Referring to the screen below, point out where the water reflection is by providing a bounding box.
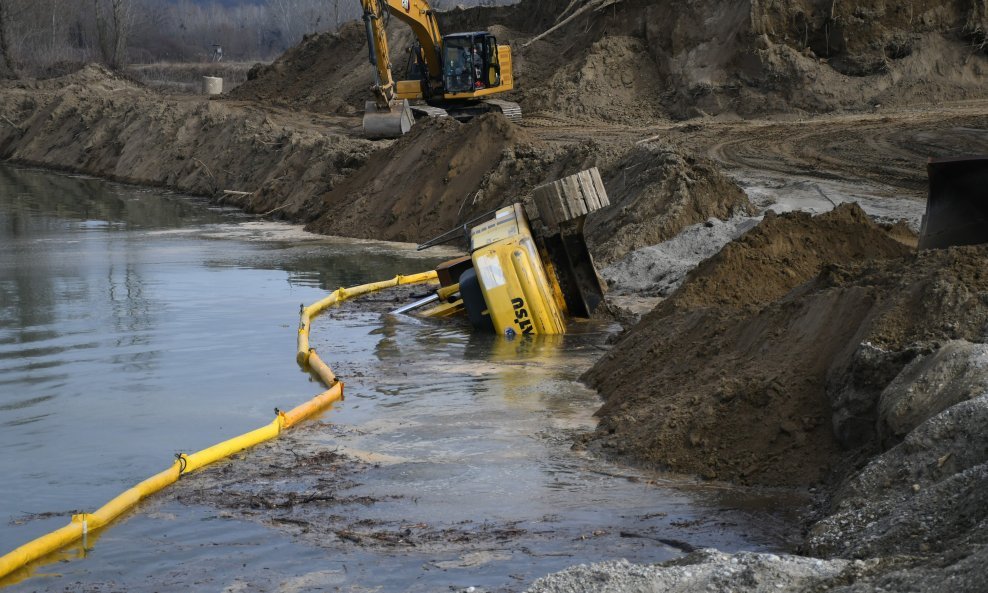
[0,165,227,230]
[0,163,795,592]
[0,163,444,565]
[0,165,302,551]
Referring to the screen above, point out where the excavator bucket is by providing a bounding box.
[919,156,988,250]
[362,99,415,139]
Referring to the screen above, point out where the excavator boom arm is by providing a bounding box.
[361,0,443,102]
[361,0,397,107]
[382,0,443,80]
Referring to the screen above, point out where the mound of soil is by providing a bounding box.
[228,22,414,116]
[646,0,988,117]
[582,204,923,487]
[236,0,988,122]
[305,114,571,242]
[520,35,668,123]
[304,113,753,259]
[669,204,912,311]
[587,142,753,264]
[0,65,374,221]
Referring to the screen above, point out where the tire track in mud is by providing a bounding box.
[522,103,988,203]
[699,107,988,196]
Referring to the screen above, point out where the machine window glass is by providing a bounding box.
[405,44,425,81]
[470,38,486,89]
[443,37,474,93]
[485,36,500,87]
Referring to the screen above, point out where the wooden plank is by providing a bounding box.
[533,167,612,230]
[577,171,599,211]
[590,168,607,207]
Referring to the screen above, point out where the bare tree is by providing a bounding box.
[110,0,132,67]
[93,0,132,68]
[0,0,18,77]
[94,0,110,64]
[0,0,502,75]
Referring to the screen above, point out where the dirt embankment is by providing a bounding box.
[305,113,580,243]
[448,0,988,119]
[229,22,414,117]
[581,203,988,589]
[0,64,750,261]
[667,206,913,312]
[238,0,988,122]
[0,65,374,222]
[586,143,753,264]
[587,203,988,486]
[584,204,916,486]
[646,0,988,118]
[297,110,750,260]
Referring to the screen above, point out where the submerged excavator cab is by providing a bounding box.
[399,169,611,337]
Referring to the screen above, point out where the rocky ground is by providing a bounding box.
[2,0,988,590]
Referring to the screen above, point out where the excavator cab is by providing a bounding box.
[442,33,502,94]
[359,0,518,136]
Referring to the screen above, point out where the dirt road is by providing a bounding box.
[528,100,988,196]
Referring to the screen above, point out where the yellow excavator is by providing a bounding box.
[395,169,612,337]
[360,0,521,137]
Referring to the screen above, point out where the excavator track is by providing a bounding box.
[483,99,523,123]
[410,105,451,119]
[411,100,522,124]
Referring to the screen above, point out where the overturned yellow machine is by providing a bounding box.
[398,168,610,337]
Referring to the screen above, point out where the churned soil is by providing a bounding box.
[667,204,913,312]
[234,0,988,121]
[582,204,920,487]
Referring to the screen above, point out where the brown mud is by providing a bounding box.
[581,211,988,589]
[172,427,542,556]
[237,0,988,121]
[584,204,916,486]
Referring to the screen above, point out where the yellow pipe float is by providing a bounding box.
[0,269,438,585]
[297,271,438,366]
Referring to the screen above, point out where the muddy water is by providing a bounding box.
[1,165,794,592]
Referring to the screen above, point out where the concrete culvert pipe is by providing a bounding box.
[202,76,223,95]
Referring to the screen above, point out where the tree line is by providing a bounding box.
[0,0,506,78]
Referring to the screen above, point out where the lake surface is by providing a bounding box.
[0,164,794,592]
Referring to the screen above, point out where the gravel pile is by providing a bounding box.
[601,215,760,297]
[525,551,864,593]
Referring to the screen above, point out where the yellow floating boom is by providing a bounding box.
[0,270,438,586]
